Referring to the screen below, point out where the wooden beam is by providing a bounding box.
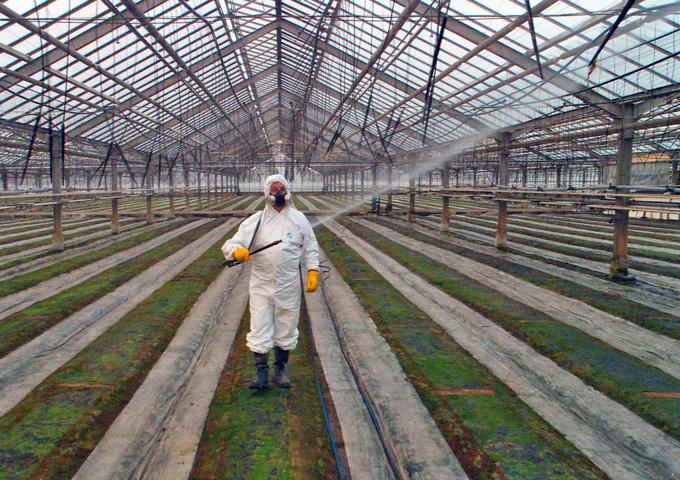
[111,153,120,234]
[145,173,154,225]
[50,129,64,251]
[610,104,635,279]
[407,176,416,223]
[496,135,510,249]
[441,163,451,232]
[386,165,394,214]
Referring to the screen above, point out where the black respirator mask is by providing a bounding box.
[270,192,286,207]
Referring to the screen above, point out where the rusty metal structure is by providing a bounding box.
[0,0,678,277]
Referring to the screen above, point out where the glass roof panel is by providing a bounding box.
[0,0,677,171]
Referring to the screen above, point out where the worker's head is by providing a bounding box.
[263,174,291,207]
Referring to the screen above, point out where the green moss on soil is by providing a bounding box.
[372,217,680,339]
[508,216,680,243]
[429,216,680,280]
[0,220,221,358]
[0,218,139,258]
[0,225,237,479]
[339,219,680,441]
[0,220,189,298]
[316,225,606,480]
[451,215,680,264]
[190,310,338,479]
[0,219,102,246]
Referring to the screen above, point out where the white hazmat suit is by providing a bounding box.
[222,175,319,354]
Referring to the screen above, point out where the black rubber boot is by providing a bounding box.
[248,352,269,390]
[273,346,291,388]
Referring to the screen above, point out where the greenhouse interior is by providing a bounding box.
[0,0,679,478]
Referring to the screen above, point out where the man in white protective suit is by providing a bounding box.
[221,174,319,390]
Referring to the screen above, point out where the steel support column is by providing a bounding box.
[568,167,574,187]
[351,171,356,199]
[371,165,378,214]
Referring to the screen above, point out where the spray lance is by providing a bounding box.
[222,205,280,268]
[222,240,282,267]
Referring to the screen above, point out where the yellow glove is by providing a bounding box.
[305,270,319,293]
[232,247,251,263]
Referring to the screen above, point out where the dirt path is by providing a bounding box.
[505,215,680,244]
[453,213,680,255]
[390,195,680,247]
[441,215,680,269]
[374,216,680,318]
[557,213,680,235]
[244,195,264,211]
[140,272,249,480]
[221,195,253,211]
[0,218,54,230]
[324,219,680,480]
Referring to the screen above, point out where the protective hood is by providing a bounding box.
[263,174,291,201]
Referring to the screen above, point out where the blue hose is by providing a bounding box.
[312,346,345,480]
[302,264,344,480]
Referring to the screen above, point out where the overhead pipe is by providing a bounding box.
[431,184,680,195]
[491,184,680,194]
